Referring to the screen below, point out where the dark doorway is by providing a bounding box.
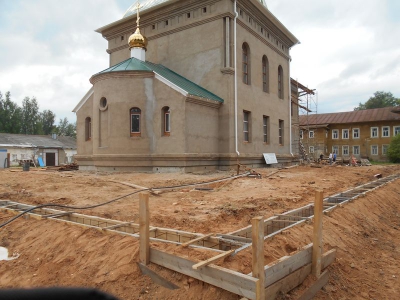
[46,153,56,166]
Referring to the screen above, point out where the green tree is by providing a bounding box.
[354,91,400,111]
[55,117,76,138]
[387,134,400,163]
[40,110,56,135]
[21,97,40,134]
[0,91,22,133]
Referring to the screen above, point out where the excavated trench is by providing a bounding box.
[1,173,399,254]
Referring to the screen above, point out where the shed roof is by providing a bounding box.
[0,133,76,149]
[299,107,400,126]
[92,57,224,103]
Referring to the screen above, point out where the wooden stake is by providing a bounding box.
[252,216,265,300]
[139,192,150,265]
[312,190,323,277]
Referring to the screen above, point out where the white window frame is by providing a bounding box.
[342,145,349,156]
[353,145,360,155]
[309,146,314,153]
[370,127,378,138]
[243,111,250,142]
[382,144,389,156]
[352,128,360,139]
[332,145,339,154]
[309,130,314,138]
[382,126,390,138]
[342,129,349,139]
[332,129,339,139]
[394,126,400,136]
[371,145,378,155]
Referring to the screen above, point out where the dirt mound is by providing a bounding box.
[0,165,399,299]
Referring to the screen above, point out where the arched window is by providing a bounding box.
[85,117,91,141]
[130,107,141,137]
[162,106,170,136]
[242,43,250,85]
[262,55,269,92]
[278,65,284,99]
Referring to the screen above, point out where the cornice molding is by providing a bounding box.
[186,96,222,109]
[237,19,290,61]
[90,71,154,84]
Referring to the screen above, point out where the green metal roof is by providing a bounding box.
[95,58,224,103]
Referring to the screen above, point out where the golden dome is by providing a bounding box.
[128,28,148,50]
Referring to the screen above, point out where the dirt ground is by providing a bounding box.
[0,164,399,299]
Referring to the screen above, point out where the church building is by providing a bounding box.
[73,0,300,172]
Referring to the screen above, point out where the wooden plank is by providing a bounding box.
[312,191,324,277]
[247,244,312,285]
[264,249,336,298]
[252,216,265,300]
[150,248,258,299]
[192,250,234,270]
[102,221,133,230]
[181,233,213,247]
[297,270,329,300]
[276,214,309,220]
[139,193,150,265]
[272,220,297,223]
[265,263,311,299]
[217,234,252,244]
[42,211,72,219]
[137,263,179,290]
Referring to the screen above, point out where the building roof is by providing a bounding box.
[0,133,76,149]
[299,107,400,126]
[93,57,224,103]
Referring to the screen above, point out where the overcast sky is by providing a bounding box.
[1,0,399,123]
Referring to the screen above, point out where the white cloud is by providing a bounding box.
[0,0,125,123]
[1,0,399,122]
[268,0,400,113]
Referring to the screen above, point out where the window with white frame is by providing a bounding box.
[382,144,389,155]
[342,129,349,139]
[382,126,390,137]
[332,129,339,139]
[371,127,378,138]
[371,145,378,155]
[309,146,314,153]
[309,130,314,138]
[300,130,303,139]
[12,154,17,162]
[332,145,339,154]
[243,111,250,142]
[353,145,360,155]
[263,115,269,143]
[394,126,400,136]
[342,145,349,156]
[352,128,360,139]
[279,119,284,145]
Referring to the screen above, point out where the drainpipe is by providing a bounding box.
[234,0,239,156]
[289,60,293,156]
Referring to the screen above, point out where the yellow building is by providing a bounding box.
[299,107,400,162]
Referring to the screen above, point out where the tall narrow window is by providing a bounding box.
[278,66,284,99]
[262,55,269,92]
[242,43,250,85]
[263,115,269,143]
[162,106,170,136]
[279,119,284,145]
[130,107,141,137]
[85,117,91,141]
[243,111,250,142]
